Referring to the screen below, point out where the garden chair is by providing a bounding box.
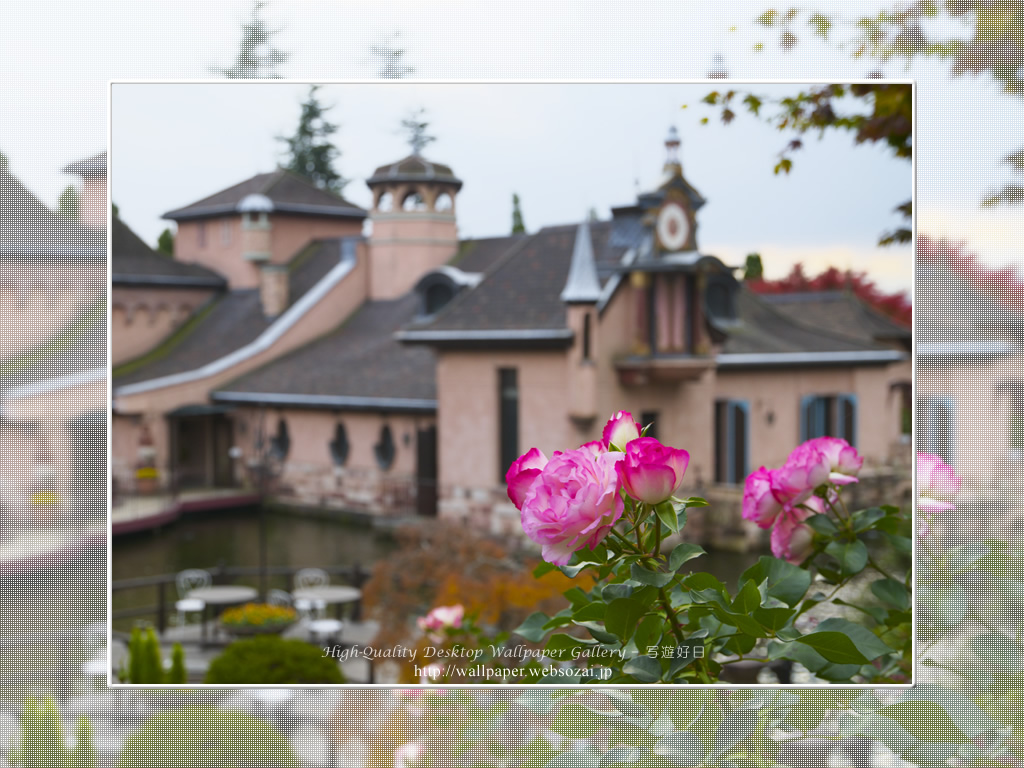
[293,568,329,619]
[175,569,210,627]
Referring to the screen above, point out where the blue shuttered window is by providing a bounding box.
[715,399,749,484]
[800,394,857,445]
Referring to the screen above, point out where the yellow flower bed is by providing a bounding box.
[135,467,159,479]
[220,603,297,628]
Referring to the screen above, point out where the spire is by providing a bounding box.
[664,126,682,176]
[561,220,602,304]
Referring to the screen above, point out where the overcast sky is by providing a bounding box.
[3,1,1022,295]
[111,81,912,291]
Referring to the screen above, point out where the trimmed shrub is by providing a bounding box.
[117,706,298,768]
[204,636,345,684]
[7,698,96,768]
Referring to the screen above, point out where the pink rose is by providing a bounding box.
[520,447,624,565]
[617,437,690,505]
[395,741,426,768]
[602,410,641,450]
[770,506,815,564]
[917,452,959,514]
[771,445,831,509]
[801,436,863,485]
[742,466,782,529]
[417,604,464,643]
[505,447,548,509]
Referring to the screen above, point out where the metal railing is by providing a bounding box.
[111,563,369,636]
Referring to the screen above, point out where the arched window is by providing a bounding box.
[374,424,396,470]
[269,418,290,460]
[329,423,349,467]
[435,192,453,212]
[377,191,394,212]
[402,191,427,212]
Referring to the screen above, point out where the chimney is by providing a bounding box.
[260,263,289,318]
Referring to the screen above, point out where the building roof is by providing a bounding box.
[1,297,107,393]
[403,222,627,342]
[163,169,367,222]
[366,154,463,190]
[212,292,436,411]
[560,221,602,303]
[112,290,273,387]
[760,291,911,347]
[720,288,896,356]
[0,165,104,258]
[63,152,107,177]
[112,216,225,287]
[916,257,1023,344]
[112,238,357,388]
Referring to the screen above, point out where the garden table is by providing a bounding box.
[292,586,362,620]
[187,585,258,644]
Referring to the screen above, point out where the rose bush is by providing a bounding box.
[501,412,912,684]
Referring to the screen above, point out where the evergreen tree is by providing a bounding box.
[58,185,79,221]
[278,86,347,194]
[743,253,763,281]
[168,643,187,684]
[511,193,526,234]
[210,0,288,79]
[71,718,96,768]
[401,108,435,156]
[156,228,174,257]
[111,202,119,218]
[371,31,414,79]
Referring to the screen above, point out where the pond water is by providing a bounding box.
[109,506,764,633]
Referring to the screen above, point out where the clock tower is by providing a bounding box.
[653,126,704,253]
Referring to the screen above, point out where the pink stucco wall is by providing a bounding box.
[111,285,218,366]
[174,214,362,289]
[113,242,371,476]
[0,259,105,358]
[368,213,458,299]
[81,176,107,230]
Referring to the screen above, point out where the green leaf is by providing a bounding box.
[559,562,591,578]
[741,557,811,607]
[514,612,551,643]
[599,745,640,767]
[799,618,894,663]
[573,602,606,622]
[757,8,777,26]
[605,598,646,643]
[752,606,794,632]
[604,691,650,723]
[680,496,709,508]
[669,543,706,572]
[533,561,557,578]
[622,655,662,683]
[715,709,758,757]
[826,538,868,576]
[553,703,611,739]
[633,614,664,652]
[653,731,705,766]
[850,506,886,533]
[655,501,680,533]
[805,513,838,536]
[630,563,673,588]
[871,578,909,611]
[516,690,560,715]
[574,620,619,645]
[543,748,599,768]
[731,579,761,614]
[602,583,634,601]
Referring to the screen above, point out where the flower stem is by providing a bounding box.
[608,528,642,554]
[659,586,686,646]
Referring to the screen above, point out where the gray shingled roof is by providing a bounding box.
[112,216,226,287]
[113,290,272,387]
[367,154,462,189]
[164,169,366,221]
[213,293,436,409]
[112,238,358,387]
[0,166,104,258]
[63,152,106,177]
[916,259,1023,344]
[1,297,107,390]
[760,291,911,347]
[721,288,893,355]
[414,223,626,335]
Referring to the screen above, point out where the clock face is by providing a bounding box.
[657,203,690,251]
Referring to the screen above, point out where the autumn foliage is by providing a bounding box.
[748,262,912,327]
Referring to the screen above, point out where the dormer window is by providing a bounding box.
[413,266,481,319]
[705,273,738,323]
[425,282,455,315]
